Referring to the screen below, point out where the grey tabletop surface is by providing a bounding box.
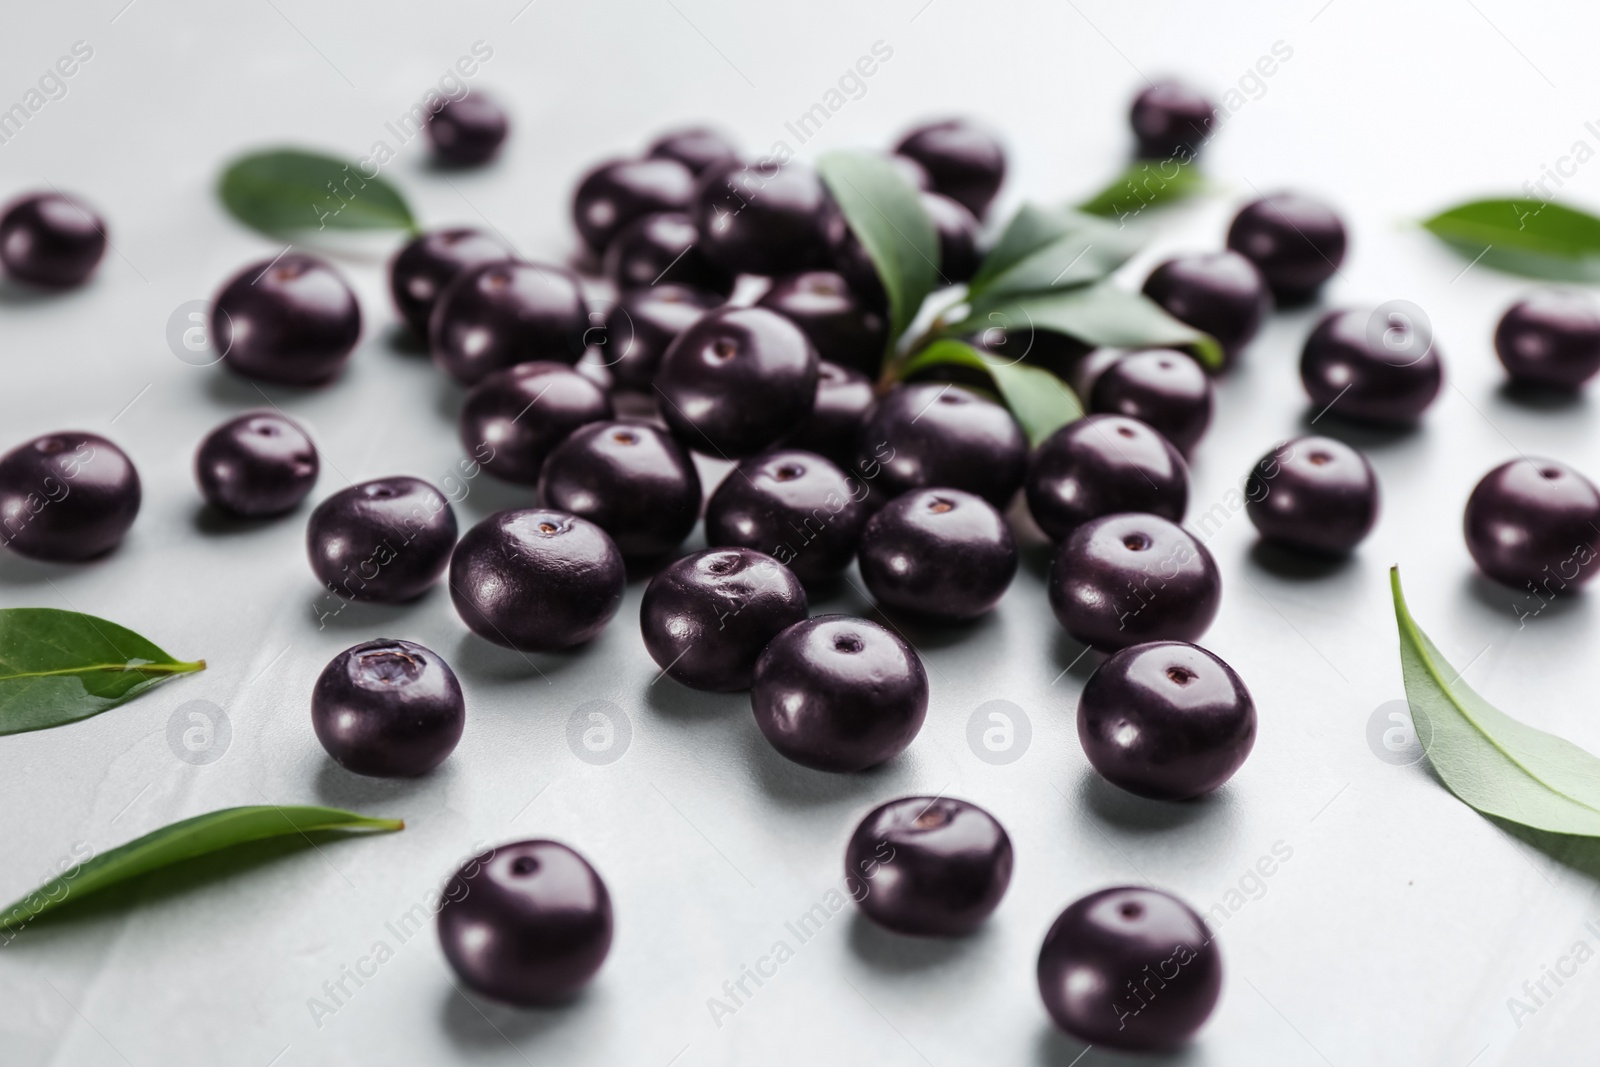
[4,0,1600,1064]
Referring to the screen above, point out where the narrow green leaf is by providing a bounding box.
[967,204,1143,303]
[1391,567,1600,837]
[0,805,404,932]
[1422,198,1600,281]
[219,149,418,237]
[899,338,1083,446]
[817,150,941,349]
[0,608,204,736]
[1076,159,1205,221]
[947,283,1224,372]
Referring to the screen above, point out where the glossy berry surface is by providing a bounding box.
[389,228,513,337]
[1026,415,1189,542]
[1078,641,1256,800]
[603,284,721,390]
[539,421,701,560]
[1038,886,1221,1050]
[705,449,869,584]
[646,126,740,176]
[572,157,696,254]
[602,212,734,296]
[640,548,807,691]
[459,362,614,486]
[920,192,981,283]
[0,192,106,287]
[691,159,829,276]
[1049,513,1220,652]
[752,616,927,772]
[438,839,613,1005]
[895,119,1006,218]
[1141,252,1269,360]
[1130,80,1217,160]
[195,411,319,518]
[1226,193,1347,306]
[426,94,508,166]
[1463,458,1600,591]
[307,478,457,603]
[655,306,819,457]
[858,488,1017,621]
[1089,350,1214,454]
[0,432,139,561]
[213,254,361,386]
[451,509,625,651]
[1494,292,1600,389]
[1245,435,1379,554]
[429,260,588,386]
[846,796,1012,936]
[857,383,1027,508]
[756,270,887,378]
[1299,308,1442,425]
[783,361,874,469]
[311,639,465,778]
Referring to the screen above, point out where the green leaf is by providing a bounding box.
[1391,567,1600,837]
[0,608,205,736]
[899,338,1083,446]
[947,283,1224,372]
[219,149,418,237]
[1076,159,1205,221]
[967,204,1143,303]
[0,805,404,932]
[1422,198,1600,281]
[817,150,940,349]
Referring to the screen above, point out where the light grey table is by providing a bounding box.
[3,1,1600,1063]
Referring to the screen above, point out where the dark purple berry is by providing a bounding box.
[858,488,1017,621]
[920,191,980,283]
[1226,193,1347,306]
[1464,458,1600,592]
[459,362,614,486]
[195,411,319,518]
[1130,80,1217,160]
[887,152,932,191]
[213,254,361,386]
[783,361,874,468]
[311,639,465,778]
[1142,252,1268,360]
[307,478,456,603]
[640,547,807,691]
[0,432,139,561]
[846,796,1011,935]
[426,94,508,166]
[1299,307,1442,425]
[756,270,887,377]
[539,421,701,560]
[451,508,625,651]
[1078,641,1256,800]
[572,157,696,255]
[438,839,612,1005]
[1049,513,1220,652]
[646,126,739,176]
[655,306,819,457]
[895,119,1006,219]
[428,260,588,386]
[751,616,926,771]
[705,449,869,583]
[1494,292,1600,389]
[824,206,887,312]
[602,212,734,296]
[1026,415,1188,542]
[1245,435,1378,554]
[1089,350,1213,454]
[856,383,1026,508]
[691,158,829,276]
[602,284,721,390]
[389,228,514,337]
[1038,886,1221,1050]
[0,192,106,287]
